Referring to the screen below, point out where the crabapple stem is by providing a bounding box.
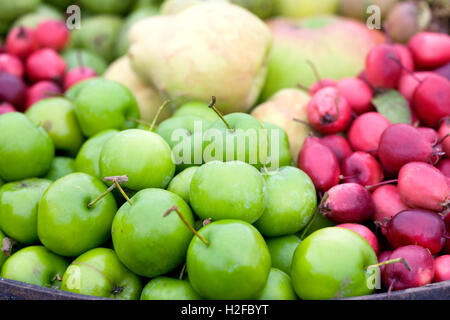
[296,83,310,91]
[436,133,450,146]
[164,206,209,246]
[365,179,398,190]
[388,54,421,83]
[88,175,132,207]
[292,118,317,133]
[300,193,329,240]
[208,96,232,131]
[366,257,412,271]
[149,100,170,132]
[306,59,323,88]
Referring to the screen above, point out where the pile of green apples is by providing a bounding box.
[0,74,384,300]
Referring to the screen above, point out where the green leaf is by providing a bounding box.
[372,90,412,124]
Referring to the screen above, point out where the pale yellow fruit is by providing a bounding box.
[128,2,272,114]
[251,89,311,164]
[103,56,171,123]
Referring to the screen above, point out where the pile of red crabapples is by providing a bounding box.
[0,20,97,115]
[297,31,450,293]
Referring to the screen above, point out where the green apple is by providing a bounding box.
[156,116,210,172]
[72,79,140,137]
[300,212,335,239]
[61,248,142,299]
[62,49,108,75]
[99,129,175,190]
[26,97,84,156]
[167,166,199,205]
[75,129,119,178]
[260,16,385,101]
[12,4,64,28]
[255,268,297,300]
[254,166,316,236]
[44,157,76,181]
[265,235,301,275]
[0,0,40,22]
[0,112,54,182]
[263,122,292,169]
[0,246,68,288]
[0,178,51,244]
[273,0,339,18]
[190,161,265,223]
[205,112,269,168]
[78,0,134,14]
[291,227,378,299]
[112,188,194,277]
[172,101,219,123]
[69,15,123,63]
[37,173,117,257]
[128,2,272,114]
[187,219,271,299]
[140,277,202,300]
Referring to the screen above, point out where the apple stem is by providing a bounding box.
[366,257,412,271]
[300,193,329,240]
[1,237,14,257]
[128,117,152,127]
[292,118,317,133]
[261,165,270,175]
[88,175,132,208]
[163,206,209,246]
[388,54,422,84]
[296,83,310,92]
[149,100,170,132]
[306,59,323,88]
[365,179,398,190]
[208,96,232,131]
[179,263,187,280]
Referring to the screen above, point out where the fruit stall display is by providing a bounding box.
[0,0,449,301]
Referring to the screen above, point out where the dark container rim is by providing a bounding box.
[0,277,449,300]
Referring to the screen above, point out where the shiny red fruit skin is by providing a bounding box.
[321,183,374,224]
[412,74,450,128]
[5,27,38,59]
[437,159,450,178]
[398,162,450,212]
[309,78,337,95]
[398,72,432,102]
[0,54,24,77]
[434,255,450,282]
[306,87,352,134]
[26,81,62,109]
[372,185,409,225]
[393,44,415,74]
[319,134,352,164]
[26,48,66,82]
[438,117,450,156]
[35,20,70,51]
[382,245,434,291]
[408,32,450,69]
[341,151,384,187]
[378,123,434,172]
[336,77,374,115]
[365,44,402,89]
[337,223,379,255]
[297,136,340,192]
[348,112,390,155]
[385,209,446,255]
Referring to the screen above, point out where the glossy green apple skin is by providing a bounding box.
[167,166,199,205]
[254,166,316,236]
[37,173,117,257]
[156,116,210,172]
[190,161,266,223]
[140,277,202,300]
[0,112,54,182]
[65,77,104,100]
[256,268,298,300]
[61,248,142,300]
[73,79,140,137]
[75,129,119,178]
[263,122,292,168]
[100,129,175,190]
[26,97,84,156]
[300,212,335,239]
[187,220,271,300]
[0,246,68,288]
[172,101,219,123]
[205,113,269,169]
[266,235,301,275]
[44,157,76,181]
[0,178,52,244]
[291,227,378,300]
[112,188,194,278]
